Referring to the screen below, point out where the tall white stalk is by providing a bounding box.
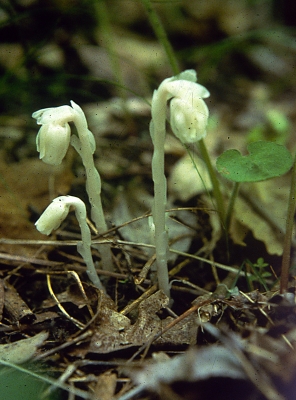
[69,102,107,234]
[150,88,170,297]
[150,70,210,298]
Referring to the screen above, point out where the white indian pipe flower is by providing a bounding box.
[167,80,210,143]
[35,196,71,235]
[35,196,104,290]
[32,105,75,125]
[36,123,71,165]
[32,102,113,272]
[32,105,75,166]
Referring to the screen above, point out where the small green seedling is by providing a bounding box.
[231,258,273,292]
[216,141,293,231]
[216,141,293,183]
[245,258,273,292]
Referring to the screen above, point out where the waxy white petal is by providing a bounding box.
[35,197,71,235]
[32,105,75,125]
[36,123,71,165]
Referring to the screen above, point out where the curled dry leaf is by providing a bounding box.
[130,345,247,385]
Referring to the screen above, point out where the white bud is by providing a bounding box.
[35,197,71,235]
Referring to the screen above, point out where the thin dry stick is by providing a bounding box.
[46,274,85,329]
[34,331,93,362]
[68,271,94,318]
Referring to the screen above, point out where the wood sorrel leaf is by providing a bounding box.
[216,141,293,182]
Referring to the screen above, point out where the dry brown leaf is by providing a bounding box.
[0,157,73,255]
[230,179,289,255]
[127,345,248,399]
[93,371,117,400]
[89,291,198,354]
[4,281,36,324]
[112,185,197,262]
[0,331,48,364]
[168,154,212,202]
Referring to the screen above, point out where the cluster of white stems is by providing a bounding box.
[32,70,209,297]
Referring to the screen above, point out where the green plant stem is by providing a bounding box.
[0,359,89,399]
[140,0,180,75]
[225,182,240,231]
[198,138,226,226]
[280,154,296,293]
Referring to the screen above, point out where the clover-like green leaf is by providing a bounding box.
[216,141,293,182]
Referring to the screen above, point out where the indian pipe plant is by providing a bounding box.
[32,72,294,297]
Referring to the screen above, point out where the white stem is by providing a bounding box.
[150,87,170,298]
[71,102,114,272]
[150,71,210,298]
[72,199,105,291]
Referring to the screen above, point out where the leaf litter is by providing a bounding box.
[0,106,295,400]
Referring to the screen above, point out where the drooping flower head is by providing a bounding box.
[32,102,96,165]
[152,70,210,143]
[35,196,71,235]
[32,105,75,165]
[155,69,210,144]
[35,195,104,290]
[167,79,210,143]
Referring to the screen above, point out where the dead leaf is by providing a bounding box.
[89,291,198,354]
[93,371,117,400]
[230,179,289,255]
[0,156,73,255]
[168,154,212,202]
[113,186,197,263]
[4,281,36,324]
[0,331,48,364]
[128,345,247,391]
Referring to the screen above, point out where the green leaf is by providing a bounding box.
[216,141,293,182]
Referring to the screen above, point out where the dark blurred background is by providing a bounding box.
[0,0,295,115]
